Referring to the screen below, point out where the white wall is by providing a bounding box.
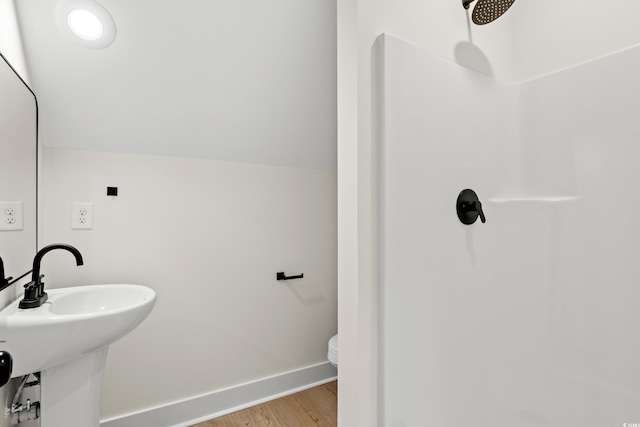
[512,0,640,81]
[40,148,337,420]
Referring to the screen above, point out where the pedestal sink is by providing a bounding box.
[0,284,156,427]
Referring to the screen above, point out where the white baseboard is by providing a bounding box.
[100,362,337,427]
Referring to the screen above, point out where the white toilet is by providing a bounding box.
[327,334,338,368]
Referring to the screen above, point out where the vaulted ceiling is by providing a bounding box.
[16,0,337,169]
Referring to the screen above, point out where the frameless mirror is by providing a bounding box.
[0,51,38,299]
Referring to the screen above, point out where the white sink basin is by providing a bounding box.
[0,284,156,377]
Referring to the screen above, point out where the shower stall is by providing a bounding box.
[378,33,640,426]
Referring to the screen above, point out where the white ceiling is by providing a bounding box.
[15,0,337,170]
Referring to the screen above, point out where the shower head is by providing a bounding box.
[462,0,516,25]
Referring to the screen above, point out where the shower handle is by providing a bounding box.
[456,189,486,225]
[467,201,485,223]
[477,201,485,222]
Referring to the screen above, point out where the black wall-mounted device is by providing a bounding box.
[456,189,486,225]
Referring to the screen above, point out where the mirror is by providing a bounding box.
[0,51,38,302]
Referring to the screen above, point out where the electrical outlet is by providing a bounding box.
[71,202,93,230]
[0,202,23,231]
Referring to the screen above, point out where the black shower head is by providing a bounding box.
[462,0,516,25]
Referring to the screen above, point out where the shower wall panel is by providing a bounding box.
[379,34,640,426]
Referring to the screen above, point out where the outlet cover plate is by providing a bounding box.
[72,202,93,230]
[0,201,23,231]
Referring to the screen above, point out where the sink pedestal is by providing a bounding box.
[0,284,156,426]
[40,347,109,427]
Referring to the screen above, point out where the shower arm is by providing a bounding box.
[462,0,475,9]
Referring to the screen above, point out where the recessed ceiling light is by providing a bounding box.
[56,0,116,49]
[67,9,104,40]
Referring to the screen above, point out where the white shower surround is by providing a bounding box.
[379,34,640,425]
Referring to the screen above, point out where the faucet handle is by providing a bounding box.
[473,201,486,223]
[19,277,48,309]
[23,275,43,289]
[23,281,38,301]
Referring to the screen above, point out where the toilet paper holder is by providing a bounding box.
[276,272,304,281]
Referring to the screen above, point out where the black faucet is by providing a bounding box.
[0,257,11,293]
[19,244,84,309]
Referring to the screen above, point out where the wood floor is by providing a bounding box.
[191,381,337,427]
